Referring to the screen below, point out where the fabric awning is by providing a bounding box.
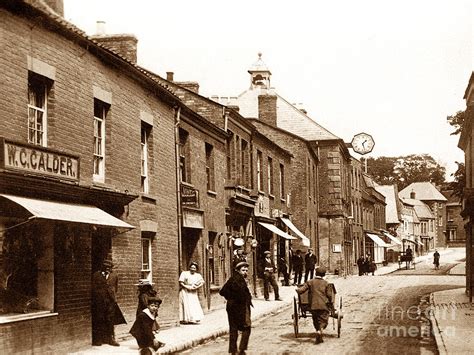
[402,238,423,246]
[0,194,134,229]
[382,231,402,245]
[366,233,390,247]
[280,217,310,246]
[258,222,296,240]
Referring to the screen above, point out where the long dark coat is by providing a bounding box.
[219,272,253,331]
[92,270,126,326]
[130,311,156,349]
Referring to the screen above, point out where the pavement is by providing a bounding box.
[72,249,471,354]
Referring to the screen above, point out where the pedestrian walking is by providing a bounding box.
[363,254,370,275]
[292,249,303,285]
[130,296,165,354]
[296,266,335,344]
[433,250,440,270]
[219,261,253,355]
[304,248,317,281]
[356,255,365,276]
[261,250,281,301]
[91,259,125,347]
[178,261,205,324]
[135,279,160,317]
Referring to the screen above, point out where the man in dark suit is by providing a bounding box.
[220,261,253,355]
[261,250,281,301]
[92,259,124,346]
[296,266,335,344]
[304,248,317,281]
[292,249,304,285]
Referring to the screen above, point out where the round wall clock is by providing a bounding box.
[351,133,375,155]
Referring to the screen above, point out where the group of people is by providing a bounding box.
[91,246,329,354]
[356,255,377,276]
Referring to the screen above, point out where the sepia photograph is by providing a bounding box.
[0,0,472,354]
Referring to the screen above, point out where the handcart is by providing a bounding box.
[292,283,342,338]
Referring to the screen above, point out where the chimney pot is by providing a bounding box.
[410,191,416,199]
[96,21,106,35]
[166,72,174,82]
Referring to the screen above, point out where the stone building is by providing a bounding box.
[222,54,353,274]
[442,189,466,247]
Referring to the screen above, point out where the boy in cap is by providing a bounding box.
[220,261,253,354]
[130,297,165,354]
[261,250,281,301]
[296,266,334,344]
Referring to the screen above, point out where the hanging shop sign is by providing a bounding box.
[181,183,199,208]
[0,138,79,182]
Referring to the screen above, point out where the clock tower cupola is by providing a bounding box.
[248,52,271,90]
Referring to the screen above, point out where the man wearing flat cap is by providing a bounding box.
[261,250,281,301]
[296,266,335,344]
[220,261,253,354]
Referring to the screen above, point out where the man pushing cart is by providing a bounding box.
[295,266,342,344]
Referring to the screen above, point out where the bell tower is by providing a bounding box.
[248,52,271,90]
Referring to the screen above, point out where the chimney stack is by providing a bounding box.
[410,190,416,199]
[43,0,64,16]
[91,21,138,63]
[166,72,174,82]
[258,94,277,127]
[176,82,199,94]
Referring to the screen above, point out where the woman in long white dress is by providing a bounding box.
[179,261,204,324]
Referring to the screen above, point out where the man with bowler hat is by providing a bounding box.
[220,261,253,355]
[261,250,281,301]
[92,259,125,346]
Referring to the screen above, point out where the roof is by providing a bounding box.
[400,198,434,219]
[235,87,340,141]
[248,53,271,74]
[399,182,447,202]
[375,185,400,224]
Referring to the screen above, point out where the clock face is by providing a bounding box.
[351,133,375,155]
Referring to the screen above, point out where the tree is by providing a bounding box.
[447,110,466,136]
[367,154,446,190]
[448,161,465,198]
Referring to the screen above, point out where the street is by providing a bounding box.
[182,249,465,354]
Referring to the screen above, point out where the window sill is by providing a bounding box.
[0,311,58,324]
[268,194,275,199]
[280,198,286,203]
[207,190,217,197]
[140,193,157,203]
[210,285,221,292]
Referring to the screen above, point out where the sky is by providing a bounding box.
[63,0,473,180]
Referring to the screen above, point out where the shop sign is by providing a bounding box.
[1,138,79,182]
[182,208,204,229]
[254,195,270,217]
[181,184,199,208]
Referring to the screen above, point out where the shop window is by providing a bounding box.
[141,236,152,281]
[93,99,108,182]
[28,72,51,147]
[205,142,215,192]
[0,221,54,317]
[141,122,152,193]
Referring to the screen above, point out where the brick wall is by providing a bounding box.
[0,8,179,351]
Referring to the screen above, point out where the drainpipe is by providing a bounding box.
[174,106,182,275]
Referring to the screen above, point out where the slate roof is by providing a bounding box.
[235,87,340,141]
[399,182,447,202]
[374,185,400,224]
[400,198,434,219]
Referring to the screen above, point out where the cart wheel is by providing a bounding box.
[293,297,299,338]
[337,296,342,338]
